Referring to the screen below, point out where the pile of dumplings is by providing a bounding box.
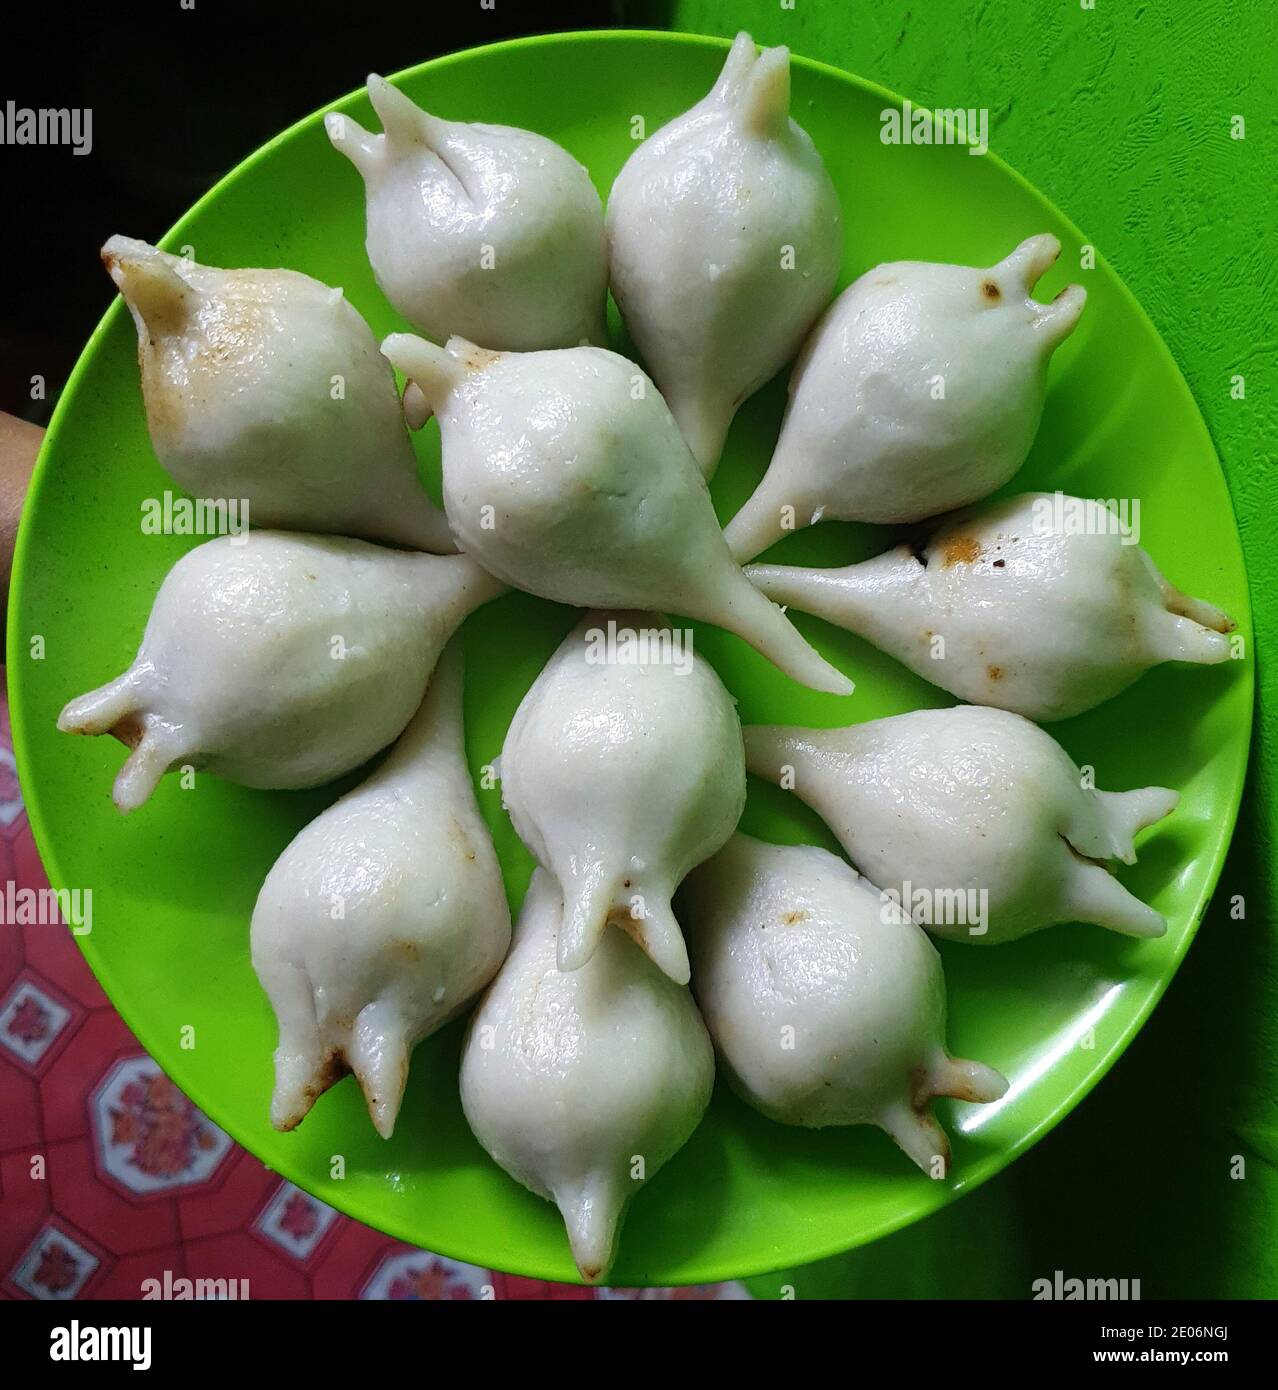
[59,34,1237,1283]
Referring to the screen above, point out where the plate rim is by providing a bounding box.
[5,27,1255,1286]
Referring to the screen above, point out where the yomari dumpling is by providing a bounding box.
[102,236,453,552]
[251,647,511,1139]
[501,611,745,983]
[461,869,714,1283]
[682,834,1007,1174]
[382,332,854,696]
[328,75,607,352]
[748,492,1235,720]
[724,236,1085,559]
[607,32,841,476]
[745,705,1178,944]
[58,532,504,810]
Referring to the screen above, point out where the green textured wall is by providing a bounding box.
[629,0,1278,1298]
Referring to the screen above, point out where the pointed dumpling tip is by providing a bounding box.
[101,232,155,267]
[556,1180,622,1285]
[111,732,178,813]
[58,674,138,737]
[728,578,856,694]
[1151,612,1234,666]
[60,677,184,813]
[402,380,433,430]
[1094,785,1179,864]
[442,335,505,374]
[787,649,854,697]
[712,31,759,102]
[366,73,430,147]
[101,235,192,336]
[1143,565,1235,664]
[622,898,691,986]
[746,559,837,608]
[996,232,1062,291]
[556,875,612,974]
[879,1100,952,1176]
[269,1043,335,1133]
[381,332,466,411]
[723,479,797,561]
[354,1066,404,1141]
[670,393,732,478]
[928,1054,1009,1106]
[740,44,792,137]
[1161,579,1236,636]
[1065,858,1167,939]
[325,109,380,172]
[1035,283,1087,350]
[556,868,692,984]
[349,1004,410,1140]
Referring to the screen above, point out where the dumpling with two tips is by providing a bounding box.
[745,705,1179,944]
[500,611,746,984]
[328,75,607,353]
[461,869,714,1284]
[102,236,454,552]
[251,646,511,1138]
[607,32,842,476]
[682,834,1007,1174]
[724,235,1085,559]
[747,492,1236,720]
[382,332,854,695]
[58,532,505,810]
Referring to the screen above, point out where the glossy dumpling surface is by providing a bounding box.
[328,75,607,351]
[58,532,505,810]
[251,647,511,1137]
[607,32,842,476]
[501,611,746,983]
[102,236,454,552]
[725,236,1084,557]
[748,492,1235,720]
[460,869,714,1283]
[683,834,1006,1174]
[382,332,854,696]
[745,705,1178,943]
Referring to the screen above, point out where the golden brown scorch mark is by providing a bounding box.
[460,343,502,373]
[942,535,982,566]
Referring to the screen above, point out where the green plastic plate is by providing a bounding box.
[6,31,1252,1286]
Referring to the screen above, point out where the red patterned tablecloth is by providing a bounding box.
[0,681,748,1302]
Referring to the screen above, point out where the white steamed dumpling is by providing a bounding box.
[725,235,1086,558]
[328,75,607,352]
[608,32,842,476]
[748,492,1235,720]
[745,706,1178,944]
[460,869,714,1283]
[58,532,505,810]
[382,332,854,695]
[251,646,511,1137]
[102,236,454,552]
[682,834,1007,1174]
[500,611,745,983]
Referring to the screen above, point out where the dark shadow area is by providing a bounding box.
[0,0,624,417]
